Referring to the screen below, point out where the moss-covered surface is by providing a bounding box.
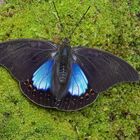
[0,0,140,139]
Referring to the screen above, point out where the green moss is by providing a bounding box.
[0,0,140,139]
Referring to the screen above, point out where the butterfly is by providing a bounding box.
[0,38,139,111]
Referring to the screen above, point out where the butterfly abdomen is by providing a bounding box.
[59,60,68,83]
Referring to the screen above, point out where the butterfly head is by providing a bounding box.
[61,38,70,48]
[58,38,71,59]
[62,38,70,44]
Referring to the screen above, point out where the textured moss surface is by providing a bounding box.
[0,0,140,140]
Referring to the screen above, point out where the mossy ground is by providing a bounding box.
[0,0,140,139]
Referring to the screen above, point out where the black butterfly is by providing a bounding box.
[0,38,139,111]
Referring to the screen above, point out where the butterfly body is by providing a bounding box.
[0,39,139,111]
[51,38,72,100]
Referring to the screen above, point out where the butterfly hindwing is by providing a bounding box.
[0,39,57,81]
[20,61,98,111]
[32,59,54,91]
[72,47,139,93]
[20,78,98,111]
[68,63,88,96]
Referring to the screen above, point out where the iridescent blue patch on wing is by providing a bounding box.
[32,59,54,91]
[68,63,88,96]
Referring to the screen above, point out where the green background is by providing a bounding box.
[0,0,140,139]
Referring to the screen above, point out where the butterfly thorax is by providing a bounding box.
[51,38,72,100]
[58,39,71,83]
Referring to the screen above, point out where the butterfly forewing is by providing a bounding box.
[72,47,139,93]
[0,39,57,81]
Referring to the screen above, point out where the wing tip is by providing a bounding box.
[133,70,140,82]
[138,73,140,81]
[125,72,139,82]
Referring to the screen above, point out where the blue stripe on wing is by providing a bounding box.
[32,59,54,91]
[68,63,88,96]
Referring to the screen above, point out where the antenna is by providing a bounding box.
[52,2,91,40]
[53,1,64,32]
[69,6,91,39]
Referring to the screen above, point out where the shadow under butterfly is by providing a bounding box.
[0,38,139,111]
[0,4,139,111]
